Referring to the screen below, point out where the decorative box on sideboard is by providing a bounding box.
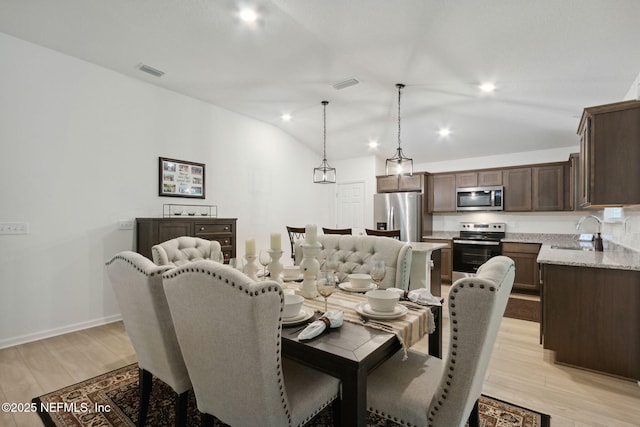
[135,217,237,263]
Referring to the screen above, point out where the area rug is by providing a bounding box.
[504,296,541,323]
[33,363,550,427]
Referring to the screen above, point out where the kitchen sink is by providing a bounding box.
[550,245,594,251]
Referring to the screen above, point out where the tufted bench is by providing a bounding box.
[151,236,223,267]
[295,235,412,290]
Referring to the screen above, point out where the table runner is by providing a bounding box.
[282,282,435,353]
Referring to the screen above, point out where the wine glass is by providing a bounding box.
[324,251,340,284]
[258,250,271,280]
[316,271,337,313]
[370,259,386,289]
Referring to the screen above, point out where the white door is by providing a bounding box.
[336,181,365,230]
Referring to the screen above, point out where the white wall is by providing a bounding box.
[332,155,377,234]
[0,33,333,348]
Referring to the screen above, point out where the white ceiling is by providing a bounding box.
[1,0,639,165]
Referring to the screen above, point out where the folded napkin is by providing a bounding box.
[297,310,343,340]
[407,288,442,306]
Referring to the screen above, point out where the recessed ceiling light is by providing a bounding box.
[239,8,258,23]
[438,128,451,137]
[281,113,292,122]
[368,140,379,148]
[479,82,496,93]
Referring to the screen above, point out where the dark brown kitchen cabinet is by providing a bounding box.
[532,164,567,211]
[136,217,237,263]
[427,174,456,212]
[422,238,452,283]
[455,172,477,188]
[541,263,640,381]
[501,242,541,293]
[578,100,640,207]
[376,174,423,193]
[503,168,532,211]
[455,170,502,188]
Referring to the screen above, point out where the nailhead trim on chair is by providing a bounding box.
[163,264,294,425]
[105,254,174,276]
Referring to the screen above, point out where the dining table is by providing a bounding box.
[280,282,442,427]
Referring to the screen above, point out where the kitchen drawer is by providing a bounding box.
[502,242,540,254]
[212,236,234,247]
[195,223,233,234]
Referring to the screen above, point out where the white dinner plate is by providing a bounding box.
[282,306,315,326]
[338,282,377,293]
[355,303,408,320]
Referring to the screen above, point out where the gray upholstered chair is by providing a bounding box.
[366,255,515,427]
[295,235,412,290]
[105,251,191,427]
[162,260,341,427]
[151,236,223,266]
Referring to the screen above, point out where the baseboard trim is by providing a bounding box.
[0,314,122,350]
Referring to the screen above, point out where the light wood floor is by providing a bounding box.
[2,304,639,426]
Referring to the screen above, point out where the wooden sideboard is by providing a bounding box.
[135,217,237,263]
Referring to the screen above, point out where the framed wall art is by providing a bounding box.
[159,157,205,199]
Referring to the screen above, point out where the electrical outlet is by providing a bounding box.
[0,222,29,235]
[118,220,134,230]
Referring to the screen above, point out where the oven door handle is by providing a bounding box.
[453,239,501,246]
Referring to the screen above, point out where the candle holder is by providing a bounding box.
[267,250,284,284]
[244,255,259,281]
[297,241,321,298]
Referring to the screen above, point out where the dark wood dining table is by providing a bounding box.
[280,285,442,427]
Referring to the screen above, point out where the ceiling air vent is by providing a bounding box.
[138,64,165,77]
[332,78,359,90]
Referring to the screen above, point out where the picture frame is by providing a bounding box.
[159,157,205,199]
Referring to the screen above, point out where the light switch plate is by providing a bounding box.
[118,220,134,230]
[0,222,29,235]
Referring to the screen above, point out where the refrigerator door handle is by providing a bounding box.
[389,206,394,230]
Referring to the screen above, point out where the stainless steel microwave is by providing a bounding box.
[456,186,504,211]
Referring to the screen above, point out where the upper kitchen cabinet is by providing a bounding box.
[503,168,532,211]
[578,100,640,207]
[427,174,456,212]
[376,174,423,193]
[532,163,568,211]
[455,170,503,188]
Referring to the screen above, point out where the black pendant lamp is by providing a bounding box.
[385,83,413,176]
[313,100,336,184]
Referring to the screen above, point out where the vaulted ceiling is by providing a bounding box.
[1,0,639,164]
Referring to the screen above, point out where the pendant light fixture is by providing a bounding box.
[313,100,336,184]
[385,83,413,176]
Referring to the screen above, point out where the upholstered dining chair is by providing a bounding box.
[366,255,515,427]
[322,227,352,235]
[151,236,223,266]
[365,228,401,239]
[162,260,341,427]
[286,226,306,260]
[105,251,191,427]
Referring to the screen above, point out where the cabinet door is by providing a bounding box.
[455,172,477,188]
[502,242,541,293]
[158,221,193,243]
[503,168,532,211]
[398,174,422,191]
[478,170,502,186]
[423,238,452,283]
[376,176,399,192]
[428,174,456,212]
[533,164,565,211]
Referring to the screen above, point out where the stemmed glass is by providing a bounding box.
[316,271,337,313]
[258,250,271,280]
[370,259,386,289]
[324,251,339,284]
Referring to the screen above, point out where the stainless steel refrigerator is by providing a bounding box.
[373,192,422,242]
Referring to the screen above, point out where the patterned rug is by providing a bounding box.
[33,363,550,426]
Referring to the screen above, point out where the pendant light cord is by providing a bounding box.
[322,100,328,160]
[397,84,403,150]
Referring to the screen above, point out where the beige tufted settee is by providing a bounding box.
[152,236,223,267]
[295,235,412,290]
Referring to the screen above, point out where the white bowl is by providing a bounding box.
[283,294,304,318]
[365,289,400,313]
[283,265,300,280]
[348,273,372,289]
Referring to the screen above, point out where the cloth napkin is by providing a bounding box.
[407,288,442,306]
[297,310,343,340]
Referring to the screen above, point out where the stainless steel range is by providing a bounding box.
[453,222,506,274]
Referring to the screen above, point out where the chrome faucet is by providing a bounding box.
[576,215,604,251]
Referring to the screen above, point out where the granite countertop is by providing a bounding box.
[409,241,449,252]
[424,230,640,271]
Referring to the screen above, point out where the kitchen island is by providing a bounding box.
[537,243,640,381]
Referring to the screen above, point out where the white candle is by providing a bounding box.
[306,224,317,244]
[245,239,256,256]
[270,232,281,250]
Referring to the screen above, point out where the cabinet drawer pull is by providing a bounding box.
[224,226,229,230]
[200,227,205,231]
